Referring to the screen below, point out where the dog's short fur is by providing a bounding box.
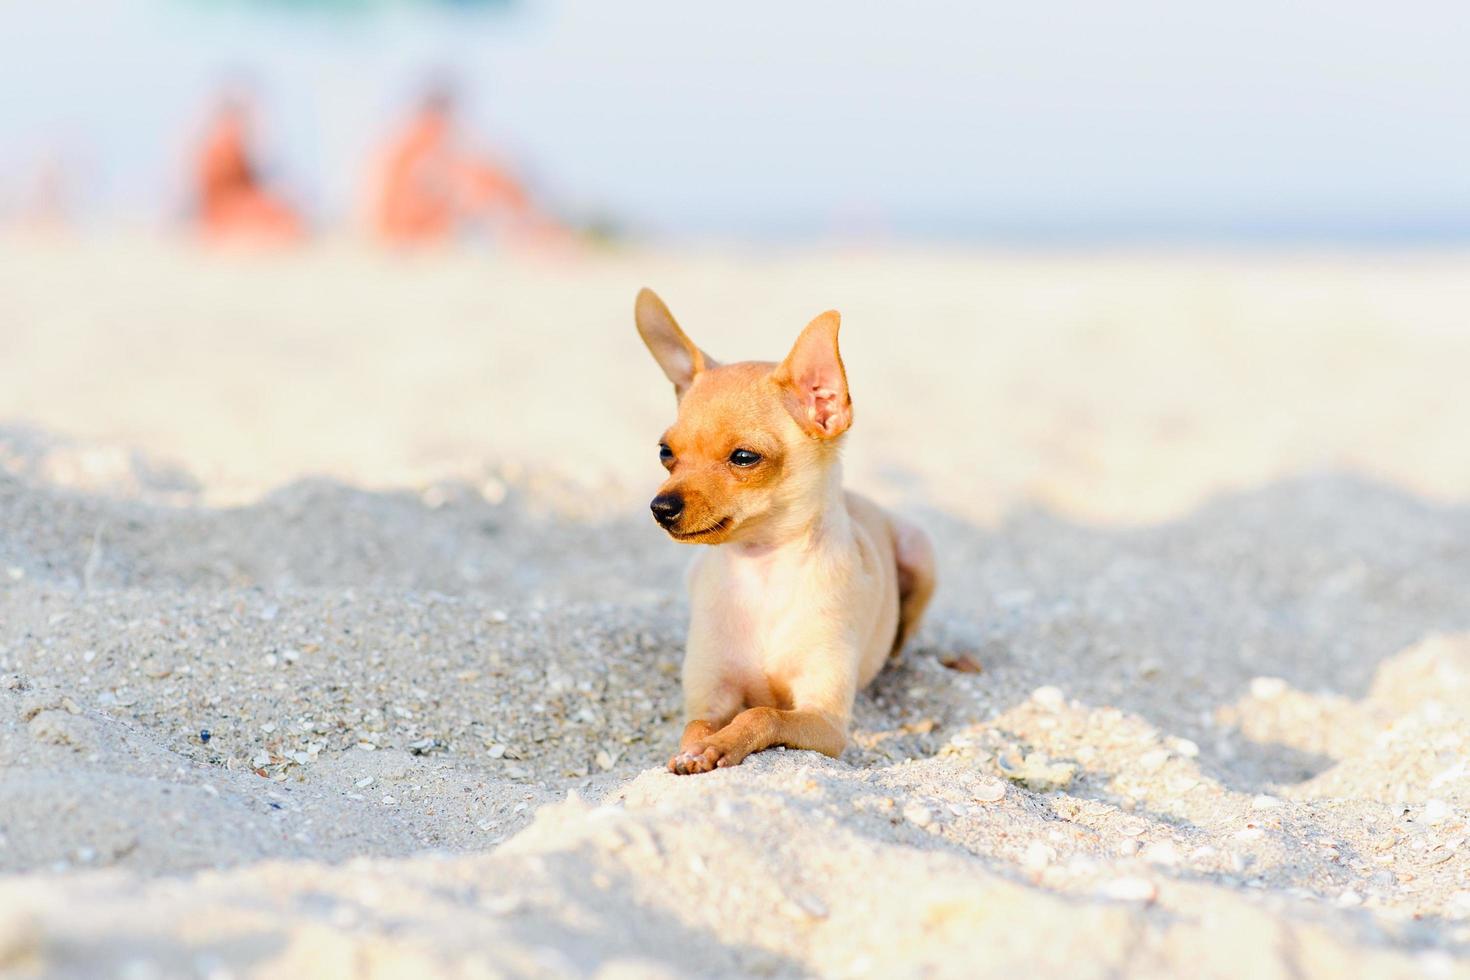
[635,289,936,774]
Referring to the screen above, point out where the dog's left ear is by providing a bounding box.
[774,310,851,439]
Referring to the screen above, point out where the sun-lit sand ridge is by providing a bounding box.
[1,236,1468,977]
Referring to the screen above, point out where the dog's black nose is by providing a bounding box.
[650,493,684,527]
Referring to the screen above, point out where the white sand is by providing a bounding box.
[0,235,1468,977]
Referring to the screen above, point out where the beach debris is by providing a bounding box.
[199,729,211,744]
[997,751,1077,792]
[940,654,983,674]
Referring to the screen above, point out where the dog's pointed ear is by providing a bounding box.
[773,310,851,439]
[635,288,715,399]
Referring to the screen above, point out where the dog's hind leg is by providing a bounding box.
[891,517,936,656]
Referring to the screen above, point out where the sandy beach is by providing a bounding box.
[1,235,1468,978]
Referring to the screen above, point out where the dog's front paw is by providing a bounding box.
[668,744,727,775]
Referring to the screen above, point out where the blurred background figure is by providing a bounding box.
[193,92,303,245]
[18,152,72,233]
[371,85,554,247]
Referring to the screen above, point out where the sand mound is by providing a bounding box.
[1,243,1468,976]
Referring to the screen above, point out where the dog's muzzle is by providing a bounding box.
[650,493,684,528]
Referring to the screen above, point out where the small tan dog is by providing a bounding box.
[635,289,936,775]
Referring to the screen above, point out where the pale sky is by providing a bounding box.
[1,0,1467,240]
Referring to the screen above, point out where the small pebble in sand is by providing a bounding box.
[784,892,829,921]
[972,781,1006,803]
[1031,686,1065,710]
[1250,676,1288,700]
[902,803,932,828]
[1138,749,1171,773]
[1023,842,1053,871]
[1143,842,1181,867]
[1422,799,1451,825]
[1170,738,1200,758]
[1335,889,1364,908]
[1251,795,1282,811]
[199,729,210,744]
[1115,839,1141,858]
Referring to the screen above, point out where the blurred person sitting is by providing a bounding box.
[193,94,303,245]
[371,87,552,246]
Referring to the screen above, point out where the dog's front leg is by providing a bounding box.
[670,707,846,774]
[668,719,721,774]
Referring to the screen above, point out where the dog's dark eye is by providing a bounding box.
[659,444,674,463]
[729,449,762,467]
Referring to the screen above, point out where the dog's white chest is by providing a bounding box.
[688,545,833,674]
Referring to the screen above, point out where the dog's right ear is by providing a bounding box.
[635,288,715,399]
